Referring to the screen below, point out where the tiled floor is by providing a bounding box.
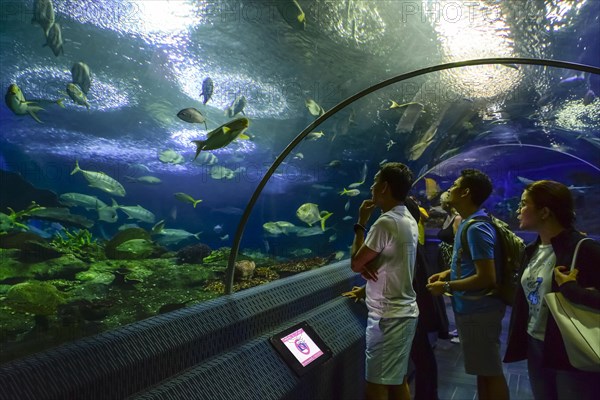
[420,298,534,400]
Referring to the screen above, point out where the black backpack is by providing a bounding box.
[458,213,525,306]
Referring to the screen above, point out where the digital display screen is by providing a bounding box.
[280,327,324,367]
[270,322,332,376]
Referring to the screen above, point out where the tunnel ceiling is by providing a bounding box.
[0,0,598,174]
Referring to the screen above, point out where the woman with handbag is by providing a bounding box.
[504,180,600,399]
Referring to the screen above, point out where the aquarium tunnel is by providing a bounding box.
[1,1,599,399]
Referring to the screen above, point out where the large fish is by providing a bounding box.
[32,0,55,36]
[59,193,107,210]
[200,77,214,104]
[71,62,92,94]
[395,102,424,134]
[70,160,126,197]
[192,117,250,159]
[44,22,63,56]
[112,199,155,223]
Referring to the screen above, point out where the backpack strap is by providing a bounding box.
[455,214,496,300]
[456,215,491,279]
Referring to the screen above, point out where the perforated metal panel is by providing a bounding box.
[0,261,364,400]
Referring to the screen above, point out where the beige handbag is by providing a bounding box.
[544,238,600,372]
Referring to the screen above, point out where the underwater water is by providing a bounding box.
[0,0,599,363]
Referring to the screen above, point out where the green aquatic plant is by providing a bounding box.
[0,202,44,232]
[50,229,105,262]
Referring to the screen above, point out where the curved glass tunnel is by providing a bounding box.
[0,0,599,364]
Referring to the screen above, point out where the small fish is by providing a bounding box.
[65,83,90,109]
[395,102,424,134]
[344,200,350,212]
[211,165,235,180]
[334,251,345,260]
[305,98,324,117]
[276,0,306,30]
[328,234,337,243]
[293,152,304,160]
[194,152,218,165]
[220,234,229,241]
[311,184,334,190]
[59,193,106,210]
[213,224,223,234]
[386,139,396,151]
[200,77,214,104]
[43,22,63,57]
[124,175,162,184]
[225,95,247,118]
[71,62,91,94]
[326,160,341,168]
[342,215,353,221]
[263,221,297,236]
[71,160,126,197]
[177,107,208,130]
[425,177,441,200]
[583,89,596,105]
[559,72,586,88]
[159,149,184,164]
[339,188,360,197]
[174,192,202,208]
[306,131,325,141]
[32,0,55,36]
[192,117,250,159]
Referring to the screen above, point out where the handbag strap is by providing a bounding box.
[570,238,593,272]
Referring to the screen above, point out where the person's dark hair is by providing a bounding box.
[379,162,413,201]
[459,169,492,207]
[525,180,575,228]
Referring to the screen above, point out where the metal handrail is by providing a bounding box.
[225,57,600,294]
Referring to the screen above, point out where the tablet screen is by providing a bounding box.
[270,321,332,376]
[280,327,324,367]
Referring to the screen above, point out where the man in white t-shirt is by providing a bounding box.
[351,162,419,400]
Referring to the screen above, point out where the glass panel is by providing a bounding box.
[1,0,598,364]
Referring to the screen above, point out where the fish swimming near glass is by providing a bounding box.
[192,117,250,159]
[70,160,126,197]
[112,199,156,224]
[200,77,213,104]
[44,22,63,56]
[71,62,92,94]
[32,0,55,36]
[5,83,64,123]
[177,107,208,130]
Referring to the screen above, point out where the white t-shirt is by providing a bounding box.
[364,205,419,319]
[522,244,556,340]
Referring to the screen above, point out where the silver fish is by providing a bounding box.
[44,22,63,57]
[200,77,213,104]
[112,200,155,224]
[32,0,55,36]
[177,107,207,129]
[225,95,247,118]
[71,62,91,94]
[70,160,126,197]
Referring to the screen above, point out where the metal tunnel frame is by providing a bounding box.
[225,57,600,294]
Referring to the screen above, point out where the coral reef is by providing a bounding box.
[176,243,212,264]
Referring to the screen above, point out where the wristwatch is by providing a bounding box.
[443,281,452,293]
[353,223,367,234]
